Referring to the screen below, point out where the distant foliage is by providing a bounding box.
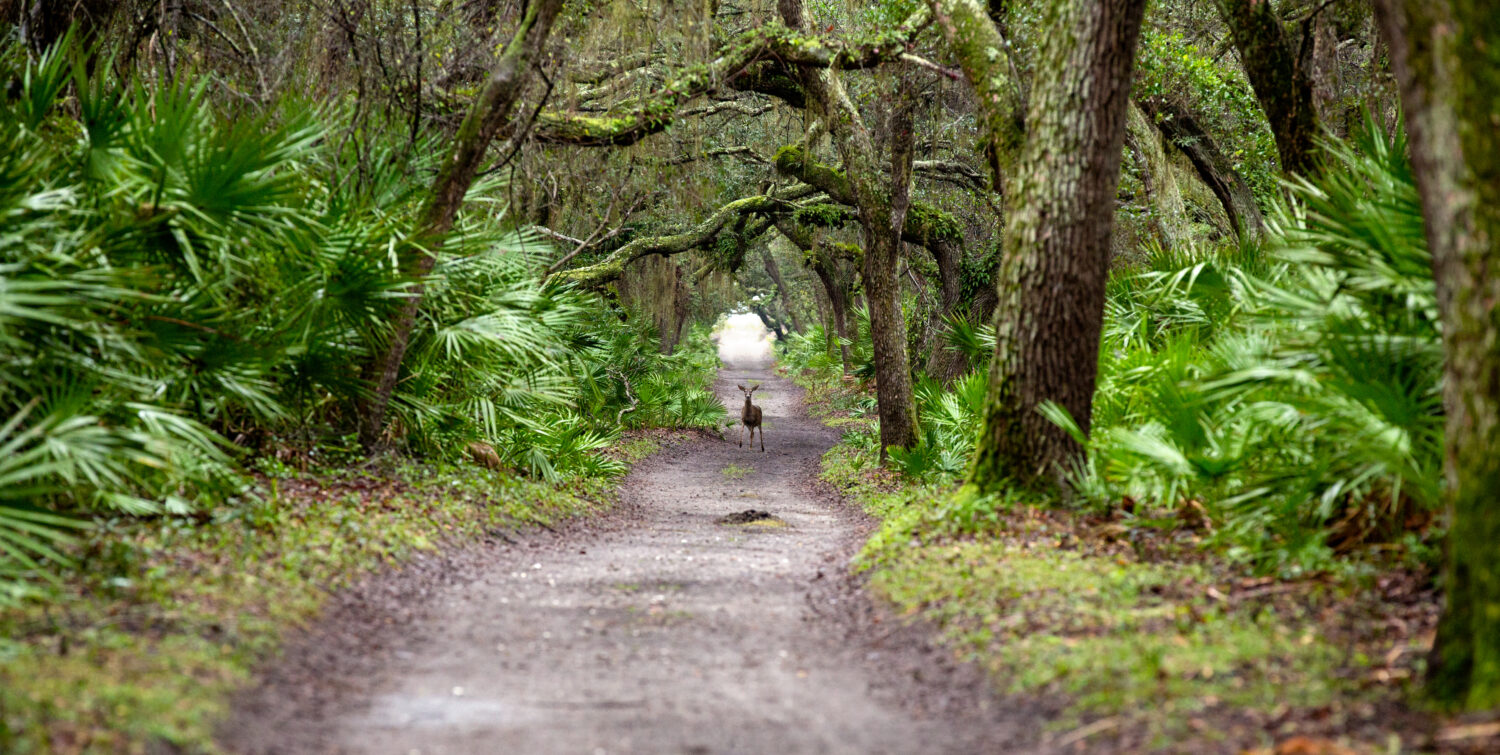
[1135,29,1280,200]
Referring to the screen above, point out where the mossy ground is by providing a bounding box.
[795,365,1445,752]
[0,433,671,754]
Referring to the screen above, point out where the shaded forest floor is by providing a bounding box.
[797,369,1500,754]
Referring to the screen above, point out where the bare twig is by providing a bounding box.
[610,367,640,426]
[536,227,585,247]
[900,53,962,80]
[1054,717,1122,749]
[1291,0,1339,25]
[544,165,640,276]
[184,12,245,58]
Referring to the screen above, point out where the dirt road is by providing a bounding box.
[227,348,1020,754]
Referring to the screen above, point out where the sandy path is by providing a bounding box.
[226,347,1021,754]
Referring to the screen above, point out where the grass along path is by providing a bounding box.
[0,436,665,754]
[800,372,1476,753]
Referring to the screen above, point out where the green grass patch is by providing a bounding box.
[721,463,754,480]
[817,431,1431,750]
[867,538,1357,738]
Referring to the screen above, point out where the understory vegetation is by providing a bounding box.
[780,121,1461,749]
[0,32,722,752]
[0,39,723,603]
[784,120,1440,579]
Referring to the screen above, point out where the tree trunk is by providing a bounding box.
[761,248,804,333]
[358,0,564,449]
[783,0,919,456]
[929,0,1025,192]
[18,0,116,54]
[1374,0,1500,712]
[815,262,853,372]
[752,304,788,341]
[923,232,971,384]
[775,219,854,374]
[1137,94,1265,238]
[1216,0,1321,176]
[809,276,836,360]
[943,0,1147,490]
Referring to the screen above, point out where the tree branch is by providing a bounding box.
[553,184,816,288]
[914,159,987,189]
[531,20,922,146]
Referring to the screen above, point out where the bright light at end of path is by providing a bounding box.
[715,313,773,367]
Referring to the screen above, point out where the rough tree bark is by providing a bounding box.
[358,0,564,448]
[1216,0,1321,176]
[938,0,1147,490]
[1374,0,1500,712]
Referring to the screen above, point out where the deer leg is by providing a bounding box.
[759,423,764,452]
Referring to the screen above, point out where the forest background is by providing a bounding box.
[1,0,1499,751]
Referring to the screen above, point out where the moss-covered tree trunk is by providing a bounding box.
[939,0,1146,489]
[925,0,1028,386]
[775,218,854,373]
[924,235,971,384]
[929,0,1025,192]
[813,261,853,372]
[1375,0,1500,712]
[358,0,563,449]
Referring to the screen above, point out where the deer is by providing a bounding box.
[736,383,764,452]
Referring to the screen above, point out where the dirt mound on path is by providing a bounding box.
[715,508,783,525]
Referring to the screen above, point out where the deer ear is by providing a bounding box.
[736,384,745,390]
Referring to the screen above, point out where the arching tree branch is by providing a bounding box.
[914,159,988,190]
[553,184,816,288]
[1137,94,1265,237]
[772,145,963,304]
[927,0,1026,191]
[533,20,925,146]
